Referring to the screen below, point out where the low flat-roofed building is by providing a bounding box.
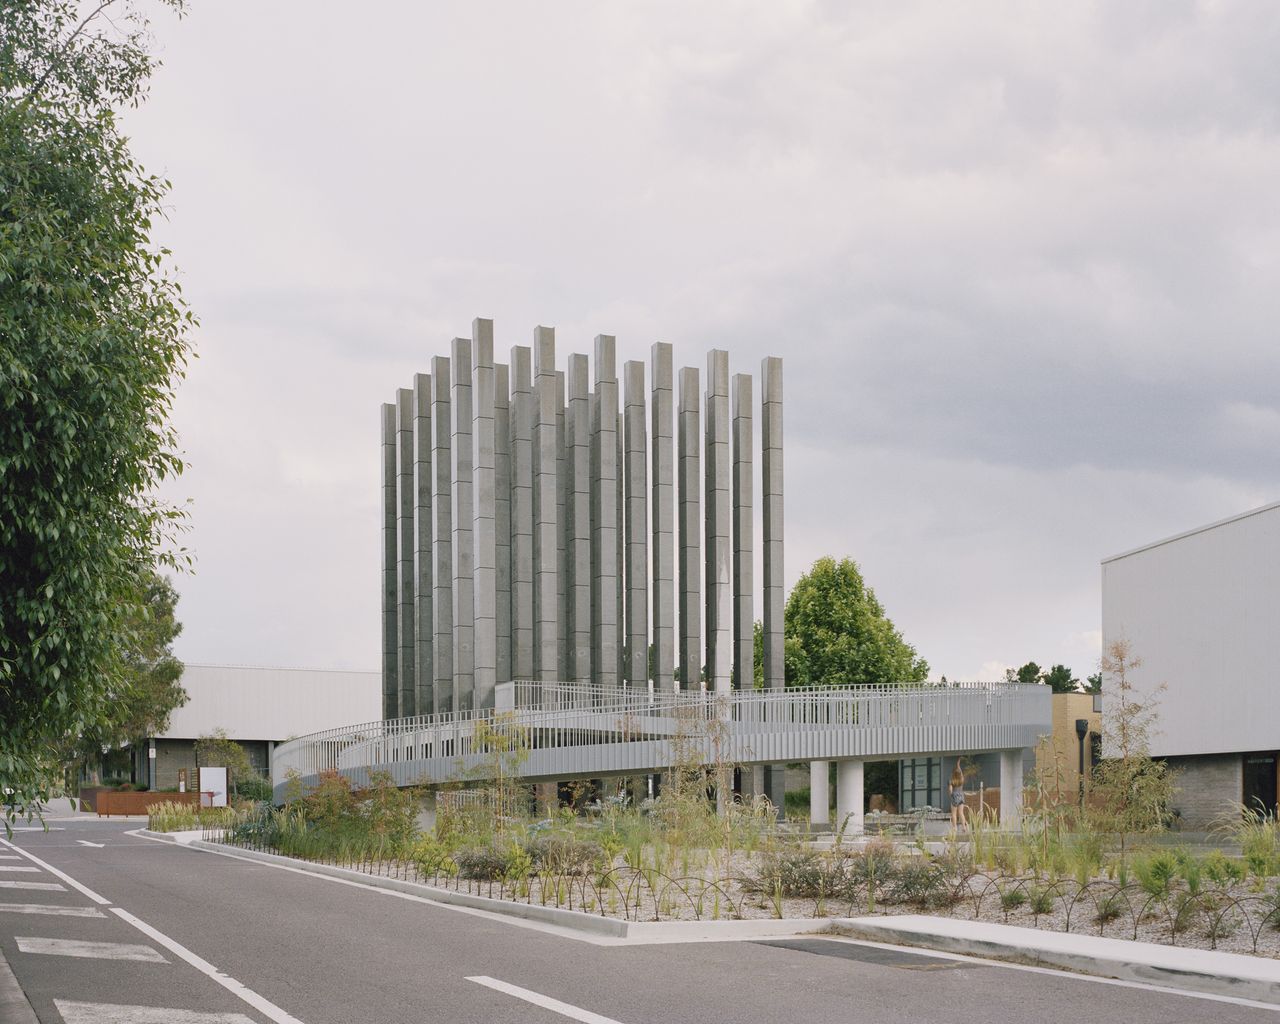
[1102,501,1280,828]
[131,664,380,791]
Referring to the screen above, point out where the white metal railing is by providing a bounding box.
[272,681,1051,797]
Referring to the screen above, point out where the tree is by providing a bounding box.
[1005,661,1043,685]
[1085,672,1102,694]
[194,730,254,799]
[1042,664,1080,694]
[778,557,928,687]
[69,571,188,783]
[0,1,193,826]
[1087,638,1175,858]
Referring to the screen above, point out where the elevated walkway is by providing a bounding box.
[271,681,1051,803]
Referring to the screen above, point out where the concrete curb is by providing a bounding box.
[830,915,1280,1006]
[0,949,39,1024]
[140,830,833,943]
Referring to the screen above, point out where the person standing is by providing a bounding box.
[950,763,969,830]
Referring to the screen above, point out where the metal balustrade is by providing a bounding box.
[271,681,1051,800]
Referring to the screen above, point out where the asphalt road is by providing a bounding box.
[1,816,1275,1024]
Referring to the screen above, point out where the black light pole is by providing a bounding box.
[1075,718,1089,809]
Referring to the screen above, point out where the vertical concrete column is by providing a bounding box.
[566,354,593,682]
[396,388,416,719]
[731,373,753,691]
[471,320,497,711]
[623,360,649,688]
[430,358,454,713]
[1000,749,1025,828]
[532,327,560,682]
[412,373,434,716]
[705,350,731,695]
[836,759,865,836]
[810,761,830,827]
[509,347,534,681]
[590,336,620,690]
[677,367,701,690]
[616,409,626,687]
[380,402,399,720]
[761,357,785,810]
[494,361,512,687]
[650,343,675,692]
[556,370,568,681]
[451,338,475,711]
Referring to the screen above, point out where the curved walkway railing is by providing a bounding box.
[272,681,1050,799]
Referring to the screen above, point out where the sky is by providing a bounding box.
[126,0,1280,681]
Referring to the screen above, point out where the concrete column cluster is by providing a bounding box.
[380,320,784,722]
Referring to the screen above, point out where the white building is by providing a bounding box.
[1102,502,1280,828]
[132,664,380,790]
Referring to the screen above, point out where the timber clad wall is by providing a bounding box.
[380,319,784,716]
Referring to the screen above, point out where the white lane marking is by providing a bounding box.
[0,854,21,859]
[76,840,106,848]
[15,937,167,962]
[0,837,111,904]
[0,903,105,918]
[468,976,626,1024]
[0,865,41,872]
[56,1000,254,1024]
[0,880,66,891]
[113,908,307,1024]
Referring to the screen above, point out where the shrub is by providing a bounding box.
[1133,851,1178,898]
[884,860,955,910]
[999,887,1027,912]
[1028,886,1055,915]
[1094,890,1125,925]
[523,833,605,875]
[455,843,513,881]
[1202,850,1245,888]
[235,776,273,804]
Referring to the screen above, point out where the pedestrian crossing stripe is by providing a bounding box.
[15,937,167,962]
[55,1001,255,1023]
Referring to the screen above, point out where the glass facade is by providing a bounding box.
[899,757,942,811]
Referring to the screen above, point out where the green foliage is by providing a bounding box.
[779,557,928,687]
[1028,886,1055,915]
[146,800,236,833]
[234,775,272,804]
[1000,886,1027,911]
[1220,805,1280,879]
[1202,850,1247,887]
[1133,850,1178,897]
[1087,639,1176,855]
[0,0,193,826]
[1085,672,1102,694]
[1042,664,1079,694]
[194,730,254,797]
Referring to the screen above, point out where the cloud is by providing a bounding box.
[130,0,1280,678]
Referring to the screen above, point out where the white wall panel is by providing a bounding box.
[160,665,381,742]
[1102,502,1280,758]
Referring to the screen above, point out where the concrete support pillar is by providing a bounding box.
[810,761,830,827]
[396,387,416,718]
[471,319,497,710]
[677,367,701,690]
[731,373,752,691]
[1000,748,1024,829]
[836,759,865,836]
[532,327,560,682]
[705,350,731,695]
[494,362,511,687]
[509,347,534,682]
[566,355,592,683]
[761,357,785,811]
[451,338,475,711]
[430,359,454,714]
[650,343,675,693]
[412,373,434,715]
[623,360,648,689]
[380,403,398,720]
[590,336,619,691]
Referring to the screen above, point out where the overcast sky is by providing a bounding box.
[128,1,1280,681]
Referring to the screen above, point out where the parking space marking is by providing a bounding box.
[15,937,167,963]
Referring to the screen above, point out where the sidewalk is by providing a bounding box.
[832,915,1280,1005]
